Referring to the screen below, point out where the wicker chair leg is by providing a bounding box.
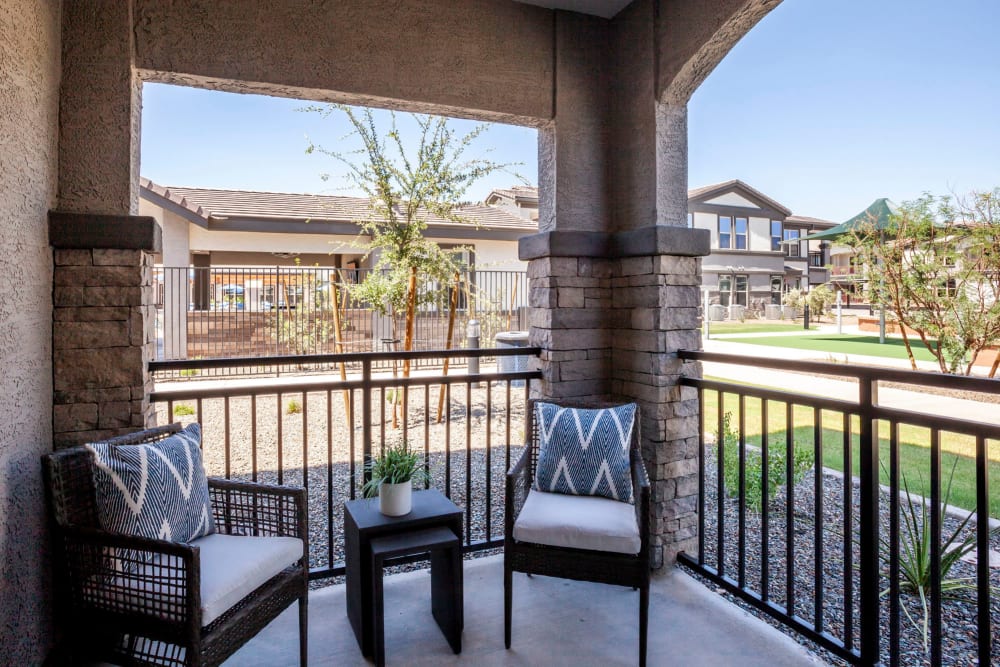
[639,584,649,667]
[299,595,308,666]
[504,561,513,649]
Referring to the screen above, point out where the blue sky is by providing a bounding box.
[140,0,1000,222]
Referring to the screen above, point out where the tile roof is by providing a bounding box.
[140,178,537,232]
[687,179,792,216]
[486,185,539,204]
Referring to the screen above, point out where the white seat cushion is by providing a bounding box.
[103,533,303,626]
[513,489,641,555]
[194,533,303,625]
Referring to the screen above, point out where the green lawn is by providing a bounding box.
[702,390,1000,518]
[715,333,940,362]
[706,321,816,334]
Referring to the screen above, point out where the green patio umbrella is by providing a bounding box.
[799,198,898,241]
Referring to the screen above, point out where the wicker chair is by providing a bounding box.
[504,399,651,667]
[42,424,309,667]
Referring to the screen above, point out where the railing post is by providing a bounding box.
[362,357,373,488]
[858,373,881,666]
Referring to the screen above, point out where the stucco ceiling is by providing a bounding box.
[514,0,633,19]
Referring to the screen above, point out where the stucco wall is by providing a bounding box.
[140,199,189,266]
[609,0,658,231]
[749,216,770,250]
[133,0,555,126]
[0,0,59,660]
[60,0,140,215]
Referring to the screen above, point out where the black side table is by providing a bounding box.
[344,489,463,662]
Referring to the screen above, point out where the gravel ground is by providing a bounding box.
[694,450,1000,666]
[156,382,526,581]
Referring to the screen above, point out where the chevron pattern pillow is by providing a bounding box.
[533,402,637,503]
[87,424,215,556]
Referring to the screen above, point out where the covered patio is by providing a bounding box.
[228,556,816,666]
[4,0,838,664]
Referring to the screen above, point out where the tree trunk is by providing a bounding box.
[897,318,918,371]
[399,266,418,430]
[437,272,460,423]
[507,278,517,331]
[330,280,351,425]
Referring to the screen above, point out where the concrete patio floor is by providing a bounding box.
[225,555,824,666]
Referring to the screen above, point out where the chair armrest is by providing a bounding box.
[208,478,308,542]
[59,525,200,627]
[505,446,532,541]
[631,449,651,555]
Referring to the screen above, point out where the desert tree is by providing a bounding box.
[847,190,1000,375]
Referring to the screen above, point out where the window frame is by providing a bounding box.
[770,275,783,305]
[771,221,783,252]
[718,216,732,249]
[734,217,748,250]
[783,229,801,257]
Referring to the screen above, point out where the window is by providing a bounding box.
[935,279,958,298]
[771,221,782,251]
[735,218,748,250]
[734,275,748,306]
[809,252,824,267]
[783,229,800,257]
[770,276,783,305]
[719,216,732,249]
[719,274,748,307]
[718,275,732,306]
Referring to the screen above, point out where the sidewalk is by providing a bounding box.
[700,337,1000,426]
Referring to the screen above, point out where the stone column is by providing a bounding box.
[49,214,160,447]
[526,253,614,400]
[611,251,703,567]
[521,227,708,569]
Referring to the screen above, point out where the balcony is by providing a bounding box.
[148,348,820,666]
[145,347,998,666]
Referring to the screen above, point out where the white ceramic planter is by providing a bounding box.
[379,481,413,517]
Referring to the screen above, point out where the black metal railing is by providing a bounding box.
[155,266,528,362]
[149,347,541,580]
[677,350,996,666]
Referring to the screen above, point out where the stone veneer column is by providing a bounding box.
[528,255,614,400]
[49,213,161,447]
[52,248,157,446]
[611,253,703,567]
[521,227,709,570]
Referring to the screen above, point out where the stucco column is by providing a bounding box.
[52,0,158,445]
[525,2,711,569]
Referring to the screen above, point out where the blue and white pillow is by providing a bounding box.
[87,424,215,555]
[533,402,637,503]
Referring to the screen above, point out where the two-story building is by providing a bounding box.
[687,180,835,307]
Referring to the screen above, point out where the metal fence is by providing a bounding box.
[149,347,541,580]
[677,350,996,666]
[154,266,528,361]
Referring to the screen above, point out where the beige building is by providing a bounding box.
[687,180,835,307]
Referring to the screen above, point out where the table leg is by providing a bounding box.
[372,552,386,667]
[430,546,463,653]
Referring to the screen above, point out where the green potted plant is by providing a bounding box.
[362,442,430,516]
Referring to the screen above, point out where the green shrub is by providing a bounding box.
[286,398,302,415]
[717,411,814,512]
[885,459,999,650]
[172,403,196,417]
